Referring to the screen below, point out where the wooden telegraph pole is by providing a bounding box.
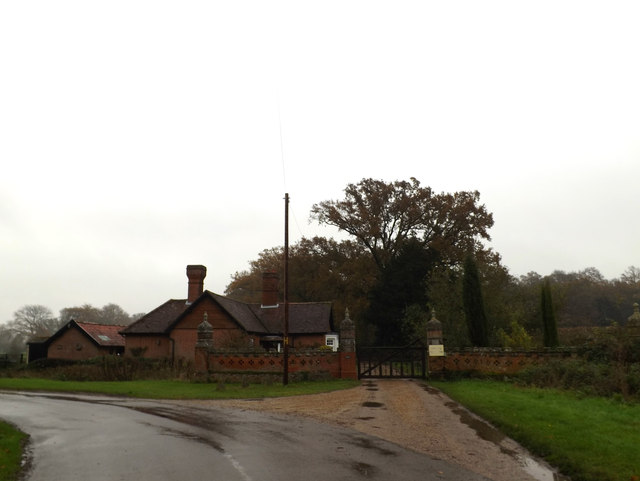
[283,193,290,385]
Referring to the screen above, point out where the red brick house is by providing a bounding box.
[39,320,125,361]
[120,265,337,362]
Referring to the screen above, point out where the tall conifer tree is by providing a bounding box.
[541,278,559,347]
[462,255,489,346]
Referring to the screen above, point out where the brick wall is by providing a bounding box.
[196,349,358,380]
[124,335,170,358]
[428,348,577,374]
[291,334,328,349]
[48,328,103,361]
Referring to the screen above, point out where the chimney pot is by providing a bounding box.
[186,265,207,304]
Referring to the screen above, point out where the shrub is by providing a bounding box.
[9,356,198,382]
[517,358,640,400]
[497,321,534,349]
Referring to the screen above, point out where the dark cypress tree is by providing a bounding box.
[541,278,559,347]
[462,254,489,346]
[366,239,437,346]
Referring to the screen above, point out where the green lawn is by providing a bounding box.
[0,421,26,481]
[0,377,359,399]
[431,379,640,481]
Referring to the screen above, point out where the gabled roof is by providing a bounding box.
[120,290,333,336]
[120,299,189,335]
[210,293,269,333]
[76,322,125,347]
[44,320,126,348]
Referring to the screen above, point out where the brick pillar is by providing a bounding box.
[339,308,358,379]
[426,310,445,372]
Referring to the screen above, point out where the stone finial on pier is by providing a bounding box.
[196,312,213,348]
[339,308,356,352]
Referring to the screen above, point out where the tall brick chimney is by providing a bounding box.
[186,265,207,304]
[261,271,279,307]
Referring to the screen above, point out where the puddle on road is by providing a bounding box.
[443,400,570,481]
[352,461,377,478]
[517,454,570,481]
[150,423,225,453]
[346,435,397,457]
[444,402,509,452]
[361,402,384,408]
[421,385,441,395]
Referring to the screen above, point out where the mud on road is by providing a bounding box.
[169,379,560,481]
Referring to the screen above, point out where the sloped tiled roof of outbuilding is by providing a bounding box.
[76,322,125,347]
[42,320,126,348]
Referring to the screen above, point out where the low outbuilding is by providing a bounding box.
[34,320,125,361]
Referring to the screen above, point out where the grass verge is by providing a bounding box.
[0,421,27,481]
[0,377,359,400]
[431,379,640,481]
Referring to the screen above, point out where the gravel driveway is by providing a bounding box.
[171,379,561,481]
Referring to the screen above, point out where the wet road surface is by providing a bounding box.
[0,390,493,481]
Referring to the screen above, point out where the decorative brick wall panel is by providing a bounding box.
[197,350,344,378]
[428,349,577,374]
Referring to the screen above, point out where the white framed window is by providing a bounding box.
[325,334,339,352]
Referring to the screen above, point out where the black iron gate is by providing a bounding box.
[357,339,427,379]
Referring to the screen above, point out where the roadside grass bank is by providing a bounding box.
[431,379,640,481]
[0,377,359,400]
[0,420,27,481]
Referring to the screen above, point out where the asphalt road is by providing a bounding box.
[0,390,492,481]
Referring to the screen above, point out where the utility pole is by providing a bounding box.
[283,193,290,385]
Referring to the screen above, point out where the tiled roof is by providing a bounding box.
[121,291,333,336]
[251,302,333,334]
[120,300,189,335]
[76,322,125,347]
[210,293,269,333]
[42,320,127,348]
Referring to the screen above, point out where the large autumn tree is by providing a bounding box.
[311,178,495,345]
[310,178,494,272]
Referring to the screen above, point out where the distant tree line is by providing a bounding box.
[226,178,640,348]
[0,303,142,355]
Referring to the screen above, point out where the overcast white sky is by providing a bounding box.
[1,1,639,323]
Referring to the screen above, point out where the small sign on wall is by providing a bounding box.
[428,344,445,357]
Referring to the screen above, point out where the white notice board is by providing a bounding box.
[428,345,445,357]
